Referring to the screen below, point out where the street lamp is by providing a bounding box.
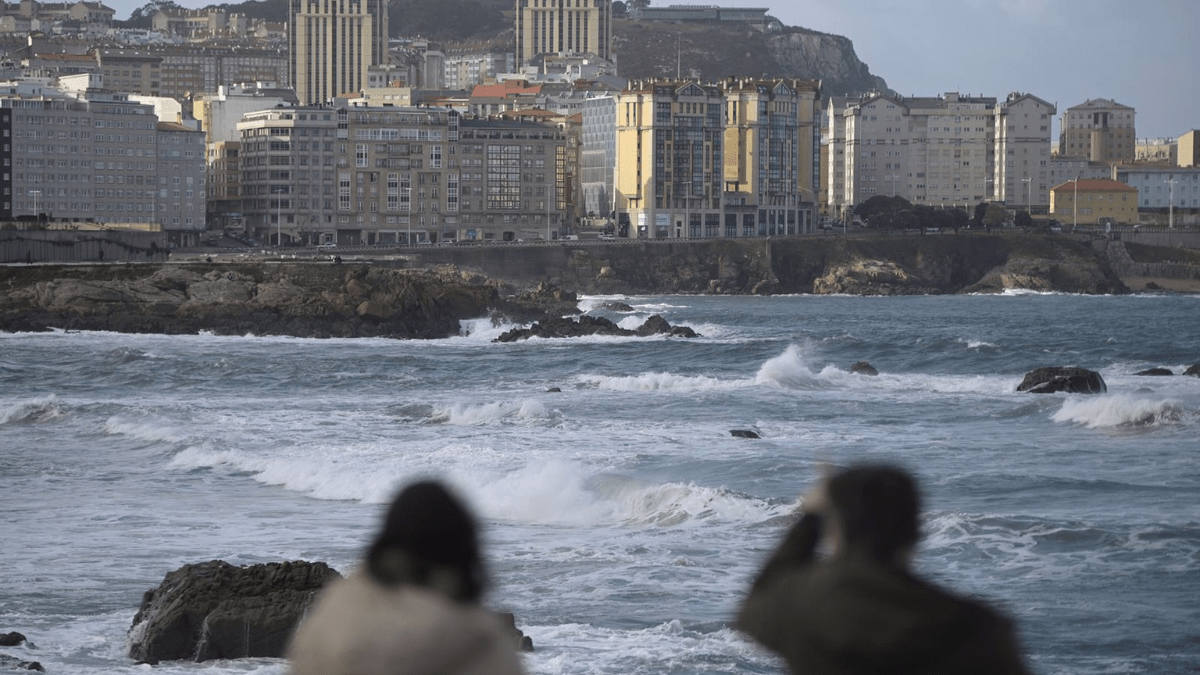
[273,185,285,248]
[29,189,40,222]
[683,181,690,239]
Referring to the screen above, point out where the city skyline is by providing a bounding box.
[100,0,1196,140]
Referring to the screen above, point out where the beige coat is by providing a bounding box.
[287,573,525,675]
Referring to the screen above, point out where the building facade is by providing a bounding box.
[1058,98,1136,164]
[825,91,1055,218]
[154,121,206,237]
[1178,130,1199,168]
[515,0,612,66]
[235,104,568,245]
[289,0,388,105]
[580,93,615,221]
[1114,166,1200,213]
[1049,178,1137,225]
[613,77,818,239]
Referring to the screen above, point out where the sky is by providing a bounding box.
[726,0,1199,139]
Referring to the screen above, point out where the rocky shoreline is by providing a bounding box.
[2,234,1197,340]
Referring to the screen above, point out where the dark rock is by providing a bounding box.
[1144,281,1162,290]
[730,429,760,439]
[495,314,699,342]
[0,632,26,647]
[0,655,43,672]
[497,612,534,652]
[635,314,673,336]
[546,387,562,392]
[1135,367,1174,376]
[1017,367,1107,394]
[601,301,635,312]
[1184,364,1200,377]
[128,560,340,663]
[849,361,879,376]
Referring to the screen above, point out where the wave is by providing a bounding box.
[580,371,740,393]
[0,394,64,425]
[1052,394,1186,428]
[436,399,557,426]
[754,344,843,390]
[102,415,191,444]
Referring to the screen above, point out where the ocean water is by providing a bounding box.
[2,293,1198,674]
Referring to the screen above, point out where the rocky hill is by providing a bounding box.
[611,20,886,94]
[192,0,887,93]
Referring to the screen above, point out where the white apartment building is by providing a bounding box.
[825,91,1055,218]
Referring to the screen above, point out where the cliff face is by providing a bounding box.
[612,22,887,94]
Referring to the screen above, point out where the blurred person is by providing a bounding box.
[288,480,525,675]
[737,465,1029,674]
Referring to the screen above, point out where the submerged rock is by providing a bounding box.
[1135,367,1174,376]
[1016,367,1107,394]
[730,429,760,439]
[849,361,879,376]
[128,560,339,663]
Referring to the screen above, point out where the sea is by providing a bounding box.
[2,292,1198,675]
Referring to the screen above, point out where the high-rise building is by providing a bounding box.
[289,0,389,105]
[515,0,612,67]
[614,77,819,239]
[1058,98,1136,164]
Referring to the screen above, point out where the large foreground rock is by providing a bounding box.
[0,264,577,339]
[1016,367,1107,394]
[128,560,339,663]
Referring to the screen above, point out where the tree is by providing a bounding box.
[1014,211,1033,229]
[983,203,1008,229]
[628,0,651,9]
[612,1,628,17]
[972,201,988,227]
[120,0,181,27]
[854,195,911,223]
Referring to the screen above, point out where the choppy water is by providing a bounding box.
[2,293,1199,674]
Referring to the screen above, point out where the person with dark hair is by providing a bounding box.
[287,481,525,675]
[737,465,1029,674]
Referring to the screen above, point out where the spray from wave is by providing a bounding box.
[1052,395,1185,428]
[0,394,64,425]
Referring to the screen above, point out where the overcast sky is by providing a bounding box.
[731,0,1198,139]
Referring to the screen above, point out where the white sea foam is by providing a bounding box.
[434,399,556,425]
[1052,394,1185,428]
[754,344,838,390]
[0,394,63,425]
[580,371,740,393]
[102,415,190,444]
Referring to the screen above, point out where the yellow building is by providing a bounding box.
[722,77,820,234]
[614,77,820,239]
[1179,130,1200,168]
[1050,179,1138,225]
[515,0,612,66]
[289,0,388,106]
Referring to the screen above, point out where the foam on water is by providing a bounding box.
[102,415,192,445]
[434,399,557,426]
[0,394,64,425]
[1051,394,1186,428]
[580,371,740,393]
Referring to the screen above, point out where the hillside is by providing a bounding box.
[189,0,887,93]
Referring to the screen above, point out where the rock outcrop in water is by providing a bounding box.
[1016,367,1107,395]
[128,560,339,663]
[0,264,579,339]
[493,313,699,342]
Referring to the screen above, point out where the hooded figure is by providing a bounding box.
[287,481,525,675]
[737,466,1029,675]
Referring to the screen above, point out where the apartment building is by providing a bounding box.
[1179,130,1199,168]
[613,77,820,239]
[1058,98,1136,164]
[155,121,206,236]
[0,83,206,244]
[94,49,161,96]
[1049,179,1137,226]
[1114,166,1200,211]
[151,45,288,100]
[515,0,612,66]
[825,91,1054,218]
[444,51,513,89]
[289,0,388,105]
[1135,138,1177,165]
[580,94,615,220]
[206,140,241,231]
[615,79,725,239]
[722,77,820,234]
[457,116,569,242]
